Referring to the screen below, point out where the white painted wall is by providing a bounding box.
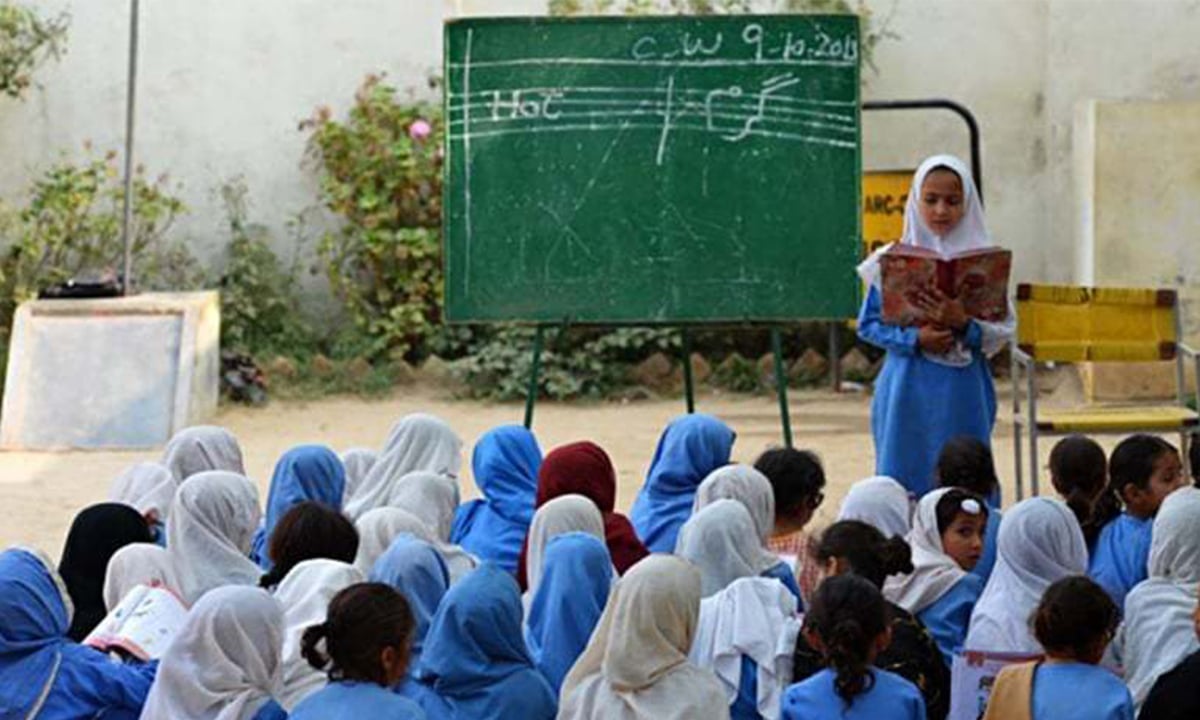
[2,0,1199,303]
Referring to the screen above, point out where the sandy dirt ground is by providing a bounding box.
[0,379,1129,560]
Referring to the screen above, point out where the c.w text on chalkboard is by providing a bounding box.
[444,15,861,323]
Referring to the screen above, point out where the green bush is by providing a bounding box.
[303,74,445,363]
[0,3,68,100]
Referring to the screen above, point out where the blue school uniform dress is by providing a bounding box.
[782,667,926,720]
[1031,662,1134,720]
[251,444,347,569]
[0,548,155,720]
[762,561,804,608]
[1088,513,1153,611]
[290,681,427,720]
[857,287,999,497]
[410,564,556,720]
[525,534,612,695]
[970,505,1002,583]
[629,413,736,553]
[449,426,542,573]
[917,574,985,667]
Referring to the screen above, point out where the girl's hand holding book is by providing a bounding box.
[914,285,969,331]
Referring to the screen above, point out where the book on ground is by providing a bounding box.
[879,245,1012,327]
[83,584,188,661]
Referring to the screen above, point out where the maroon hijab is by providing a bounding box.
[516,441,649,589]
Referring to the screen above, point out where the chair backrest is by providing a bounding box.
[1016,283,1179,362]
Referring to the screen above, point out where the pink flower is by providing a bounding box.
[409,120,432,141]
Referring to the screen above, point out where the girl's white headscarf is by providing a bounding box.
[108,462,177,523]
[689,576,799,720]
[837,476,913,539]
[692,465,776,544]
[385,471,478,583]
[1118,487,1200,709]
[161,426,246,483]
[139,585,284,720]
[167,471,262,604]
[558,555,730,720]
[883,488,966,613]
[343,414,463,520]
[339,448,378,508]
[524,495,607,605]
[965,497,1087,654]
[676,499,783,597]
[353,506,438,575]
[102,543,181,610]
[272,559,365,711]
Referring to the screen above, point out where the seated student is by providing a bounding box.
[794,521,949,720]
[884,488,988,666]
[1139,586,1200,720]
[522,495,607,611]
[0,547,155,720]
[411,564,556,720]
[57,503,154,641]
[629,413,737,553]
[355,507,438,575]
[339,448,378,502]
[836,475,913,540]
[259,501,360,590]
[782,575,926,720]
[983,576,1132,720]
[1088,435,1185,611]
[344,413,463,521]
[935,436,1002,582]
[139,585,284,720]
[676,499,795,600]
[384,471,477,583]
[252,444,347,570]
[558,555,730,720]
[108,462,176,545]
[167,470,263,603]
[160,425,246,483]
[368,534,450,692]
[693,465,803,602]
[966,498,1088,655]
[1048,435,1109,547]
[103,543,180,611]
[289,583,427,720]
[753,447,827,603]
[449,425,543,573]
[1118,487,1200,710]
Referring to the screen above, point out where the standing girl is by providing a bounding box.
[857,155,1014,497]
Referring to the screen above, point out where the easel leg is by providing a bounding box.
[829,322,842,392]
[523,325,545,429]
[772,328,793,448]
[682,327,695,414]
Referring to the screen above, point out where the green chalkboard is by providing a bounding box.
[443,15,861,324]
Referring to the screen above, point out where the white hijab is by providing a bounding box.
[343,414,463,520]
[109,462,177,523]
[676,499,783,597]
[965,497,1087,654]
[1119,487,1200,709]
[353,506,438,575]
[138,585,284,720]
[339,448,378,504]
[103,543,182,610]
[384,471,478,583]
[273,559,365,711]
[689,576,800,720]
[883,488,966,613]
[524,495,607,602]
[837,476,912,539]
[161,426,246,483]
[559,555,731,720]
[692,465,776,544]
[167,471,262,604]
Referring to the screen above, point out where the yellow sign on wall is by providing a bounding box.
[862,170,912,258]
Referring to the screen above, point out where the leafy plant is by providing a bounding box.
[0,3,68,100]
[302,74,445,362]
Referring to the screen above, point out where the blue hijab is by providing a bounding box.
[0,548,71,718]
[450,426,542,572]
[525,533,613,694]
[252,445,346,569]
[369,534,450,669]
[415,564,556,720]
[629,413,736,552]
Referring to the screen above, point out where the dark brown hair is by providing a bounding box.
[301,582,415,685]
[1033,576,1118,661]
[806,574,890,708]
[1089,435,1177,532]
[1049,435,1108,543]
[813,520,912,589]
[935,488,988,536]
[754,447,826,516]
[260,501,358,588]
[935,435,999,499]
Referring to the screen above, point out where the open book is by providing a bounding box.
[879,245,1012,327]
[83,584,188,661]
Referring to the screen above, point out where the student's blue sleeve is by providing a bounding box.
[56,645,156,715]
[857,287,920,356]
[253,699,288,720]
[961,320,984,351]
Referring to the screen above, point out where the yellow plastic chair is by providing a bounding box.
[1011,284,1200,498]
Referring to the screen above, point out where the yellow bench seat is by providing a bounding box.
[1032,405,1198,433]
